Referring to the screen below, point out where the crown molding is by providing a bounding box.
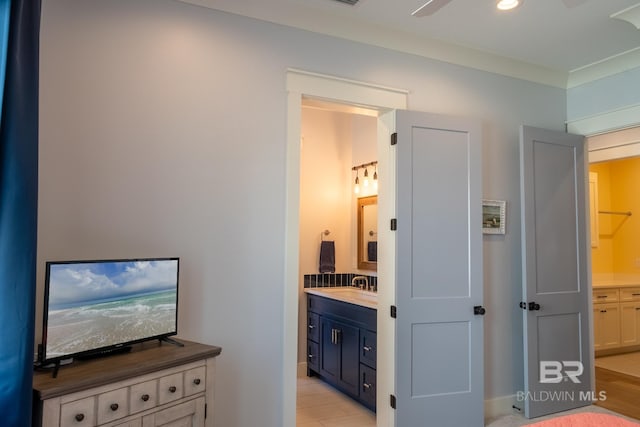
[568,47,640,88]
[177,0,568,88]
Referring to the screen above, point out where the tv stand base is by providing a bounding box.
[160,336,185,347]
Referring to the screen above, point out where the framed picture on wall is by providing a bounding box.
[482,199,506,235]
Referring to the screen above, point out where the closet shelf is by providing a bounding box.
[599,210,632,217]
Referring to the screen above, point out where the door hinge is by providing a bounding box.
[390,394,396,409]
[391,218,397,230]
[205,403,207,419]
[390,305,397,318]
[391,132,397,146]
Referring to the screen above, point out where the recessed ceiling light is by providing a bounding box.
[497,0,522,11]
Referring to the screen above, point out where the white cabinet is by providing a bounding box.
[33,340,221,427]
[593,286,640,353]
[593,303,620,350]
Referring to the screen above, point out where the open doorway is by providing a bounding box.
[283,69,408,427]
[587,127,640,420]
[296,98,378,426]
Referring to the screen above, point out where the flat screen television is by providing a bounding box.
[40,257,179,365]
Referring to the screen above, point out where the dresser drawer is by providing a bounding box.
[184,366,206,397]
[620,287,640,302]
[60,396,96,427]
[97,387,129,425]
[158,372,184,405]
[130,379,158,414]
[593,289,619,304]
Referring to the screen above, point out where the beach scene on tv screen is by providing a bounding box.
[46,259,178,358]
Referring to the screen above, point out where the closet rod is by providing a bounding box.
[599,210,632,216]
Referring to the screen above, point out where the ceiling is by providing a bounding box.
[179,0,640,87]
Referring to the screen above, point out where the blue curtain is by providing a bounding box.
[0,0,40,425]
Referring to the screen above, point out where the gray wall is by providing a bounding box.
[37,0,566,425]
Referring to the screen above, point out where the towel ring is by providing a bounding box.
[321,230,330,241]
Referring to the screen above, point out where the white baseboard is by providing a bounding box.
[485,394,519,420]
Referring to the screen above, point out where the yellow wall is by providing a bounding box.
[590,157,640,275]
[590,163,613,274]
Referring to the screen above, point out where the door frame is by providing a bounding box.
[284,68,408,427]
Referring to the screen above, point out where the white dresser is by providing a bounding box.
[33,340,221,427]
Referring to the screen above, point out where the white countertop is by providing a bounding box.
[592,274,640,289]
[304,287,378,310]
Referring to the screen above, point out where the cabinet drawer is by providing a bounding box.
[593,289,619,304]
[130,379,158,414]
[308,312,320,343]
[360,330,376,369]
[620,287,640,302]
[97,387,129,424]
[307,340,319,372]
[184,366,206,397]
[158,372,184,405]
[60,396,96,427]
[359,364,376,410]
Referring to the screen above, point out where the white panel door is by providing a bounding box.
[395,110,483,427]
[520,125,593,419]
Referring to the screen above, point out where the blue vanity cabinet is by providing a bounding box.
[307,312,320,373]
[307,293,377,411]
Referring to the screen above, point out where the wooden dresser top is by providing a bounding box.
[33,339,221,400]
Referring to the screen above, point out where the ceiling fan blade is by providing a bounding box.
[561,0,588,8]
[412,0,454,17]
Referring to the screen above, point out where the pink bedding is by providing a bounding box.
[527,412,640,426]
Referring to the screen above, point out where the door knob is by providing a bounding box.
[474,306,486,315]
[528,302,541,311]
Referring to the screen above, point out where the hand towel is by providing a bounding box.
[319,241,335,273]
[367,241,377,262]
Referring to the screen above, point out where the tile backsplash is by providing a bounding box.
[303,273,377,290]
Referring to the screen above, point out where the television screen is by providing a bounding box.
[41,257,179,363]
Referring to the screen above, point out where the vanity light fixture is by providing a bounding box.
[496,0,521,11]
[373,165,378,191]
[352,161,378,194]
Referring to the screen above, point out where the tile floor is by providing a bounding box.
[297,374,376,427]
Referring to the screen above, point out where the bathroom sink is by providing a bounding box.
[304,287,378,309]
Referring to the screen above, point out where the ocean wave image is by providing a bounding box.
[46,289,177,358]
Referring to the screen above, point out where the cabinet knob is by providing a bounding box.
[308,354,314,359]
[110,403,119,411]
[75,413,85,422]
[363,383,372,390]
[308,325,315,329]
[169,386,177,393]
[141,394,150,402]
[193,378,201,385]
[363,346,372,352]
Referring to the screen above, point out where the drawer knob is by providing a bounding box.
[363,383,372,390]
[308,325,315,329]
[169,386,177,393]
[193,378,201,385]
[75,413,85,422]
[141,394,150,402]
[110,403,119,411]
[363,346,372,352]
[308,354,314,359]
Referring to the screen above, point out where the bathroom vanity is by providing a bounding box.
[305,288,377,411]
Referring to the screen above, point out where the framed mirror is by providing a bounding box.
[357,195,377,271]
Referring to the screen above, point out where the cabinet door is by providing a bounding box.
[621,302,640,347]
[594,303,620,350]
[337,320,360,397]
[142,397,205,427]
[320,318,340,381]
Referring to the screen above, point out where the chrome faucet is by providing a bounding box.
[351,275,369,290]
